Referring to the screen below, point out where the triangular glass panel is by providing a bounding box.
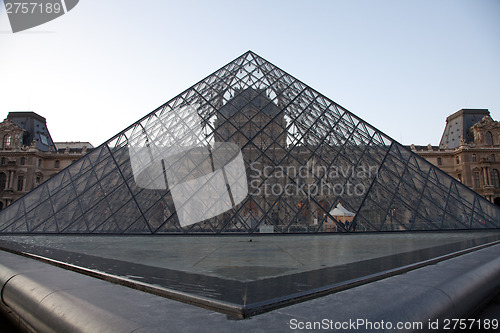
[28,203,55,232]
[51,184,77,215]
[55,199,83,232]
[64,215,89,233]
[1,216,27,233]
[38,216,58,233]
[124,216,152,234]
[20,185,43,214]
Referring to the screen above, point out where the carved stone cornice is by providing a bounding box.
[471,116,500,130]
[0,119,23,133]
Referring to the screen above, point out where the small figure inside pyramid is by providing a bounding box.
[0,51,498,234]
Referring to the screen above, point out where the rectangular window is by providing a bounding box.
[471,154,476,162]
[473,172,480,188]
[17,175,24,192]
[40,134,49,145]
[0,173,6,190]
[491,170,499,188]
[437,157,442,166]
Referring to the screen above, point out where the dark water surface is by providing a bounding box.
[1,231,499,317]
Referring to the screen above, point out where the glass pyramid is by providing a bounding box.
[0,51,498,233]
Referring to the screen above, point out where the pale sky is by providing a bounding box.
[1,0,499,147]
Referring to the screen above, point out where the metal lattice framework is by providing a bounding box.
[0,51,498,233]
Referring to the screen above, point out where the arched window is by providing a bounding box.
[0,172,6,190]
[492,169,500,188]
[485,131,493,145]
[20,157,25,165]
[55,160,60,168]
[2,135,11,148]
[491,154,496,162]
